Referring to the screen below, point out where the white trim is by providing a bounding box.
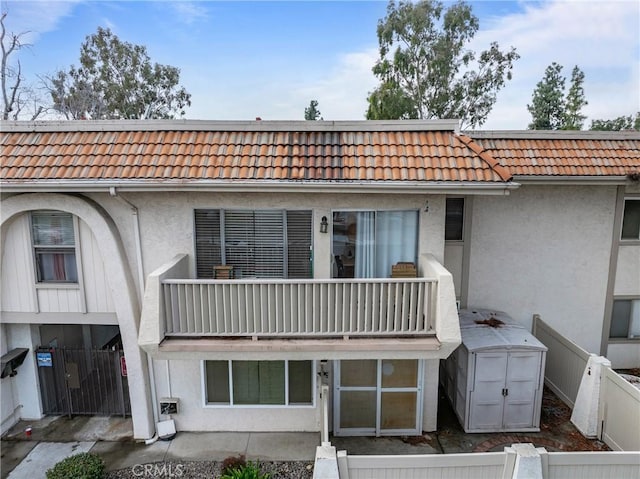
[0,180,519,195]
[0,119,461,132]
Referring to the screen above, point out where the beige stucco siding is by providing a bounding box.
[467,185,617,354]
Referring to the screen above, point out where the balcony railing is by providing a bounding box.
[161,278,437,337]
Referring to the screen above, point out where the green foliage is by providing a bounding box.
[49,27,191,120]
[222,454,247,474]
[220,461,271,479]
[304,100,323,120]
[590,112,640,131]
[527,62,587,130]
[46,452,105,479]
[366,0,519,128]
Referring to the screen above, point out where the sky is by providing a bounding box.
[2,0,639,129]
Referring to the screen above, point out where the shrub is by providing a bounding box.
[220,461,271,479]
[46,452,105,479]
[221,454,246,474]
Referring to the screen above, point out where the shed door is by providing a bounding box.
[469,352,508,431]
[503,352,542,429]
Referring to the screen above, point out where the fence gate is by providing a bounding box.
[36,347,131,416]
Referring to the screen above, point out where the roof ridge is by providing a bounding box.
[455,134,513,182]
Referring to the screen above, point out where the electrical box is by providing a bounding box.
[159,397,179,415]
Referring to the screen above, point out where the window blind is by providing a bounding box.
[195,209,312,279]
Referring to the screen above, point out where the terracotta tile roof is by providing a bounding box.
[470,131,640,177]
[0,121,511,184]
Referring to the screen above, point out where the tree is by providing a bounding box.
[563,66,587,130]
[49,27,191,120]
[366,0,519,128]
[304,100,322,120]
[590,112,640,131]
[1,12,43,120]
[527,63,587,130]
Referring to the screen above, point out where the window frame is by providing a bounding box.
[620,198,640,243]
[30,211,80,285]
[201,359,316,408]
[445,197,465,242]
[194,208,313,279]
[330,208,420,279]
[608,297,640,342]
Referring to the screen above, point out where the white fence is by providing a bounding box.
[531,315,590,408]
[322,445,640,479]
[532,315,640,451]
[162,278,436,337]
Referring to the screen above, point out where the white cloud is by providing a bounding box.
[1,0,82,44]
[473,0,640,129]
[186,47,379,121]
[167,1,208,25]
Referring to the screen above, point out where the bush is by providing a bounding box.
[46,452,105,479]
[220,461,271,479]
[221,455,246,474]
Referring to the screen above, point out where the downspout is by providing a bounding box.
[109,187,160,444]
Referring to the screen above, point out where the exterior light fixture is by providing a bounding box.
[320,216,328,234]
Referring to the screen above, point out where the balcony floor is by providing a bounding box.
[156,336,441,360]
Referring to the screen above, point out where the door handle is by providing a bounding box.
[502,388,509,396]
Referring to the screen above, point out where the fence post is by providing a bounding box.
[570,355,611,438]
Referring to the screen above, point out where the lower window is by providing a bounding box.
[610,299,640,339]
[204,360,314,406]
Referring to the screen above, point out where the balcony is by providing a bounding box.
[163,278,436,337]
[139,254,461,359]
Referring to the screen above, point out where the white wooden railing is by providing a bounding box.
[162,278,437,337]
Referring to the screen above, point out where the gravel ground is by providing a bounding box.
[105,460,314,478]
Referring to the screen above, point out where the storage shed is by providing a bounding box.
[441,309,547,433]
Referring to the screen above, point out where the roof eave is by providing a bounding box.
[0,179,519,195]
[513,175,631,185]
[0,119,461,133]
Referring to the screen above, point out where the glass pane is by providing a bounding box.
[36,250,78,282]
[32,212,75,246]
[232,361,285,405]
[445,198,464,241]
[381,360,418,388]
[340,360,376,387]
[286,211,313,279]
[621,200,640,240]
[375,210,418,278]
[332,212,357,278]
[380,392,417,430]
[340,391,376,429]
[288,361,312,404]
[194,209,222,279]
[206,361,230,404]
[610,300,631,338]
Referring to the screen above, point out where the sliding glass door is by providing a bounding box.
[332,210,418,279]
[334,359,423,436]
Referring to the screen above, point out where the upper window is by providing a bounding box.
[332,210,418,279]
[445,198,464,241]
[204,360,314,406]
[194,209,312,279]
[31,211,78,283]
[621,199,640,240]
[609,299,640,339]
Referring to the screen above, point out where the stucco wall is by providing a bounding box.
[467,185,617,354]
[116,191,443,281]
[154,359,321,432]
